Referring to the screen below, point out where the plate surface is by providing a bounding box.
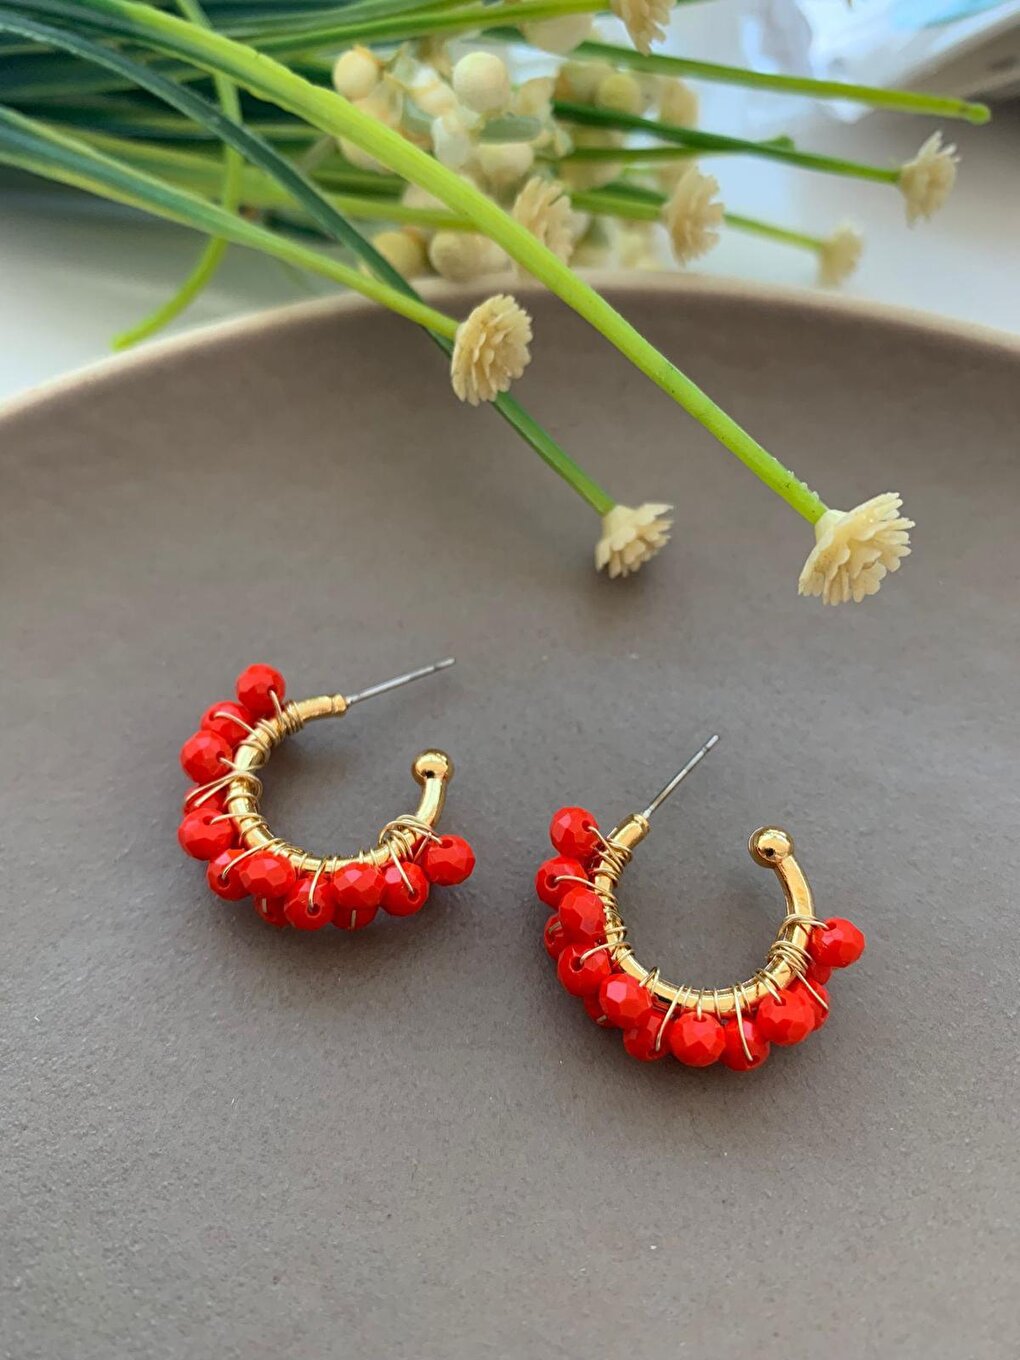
[3,278,1018,1360]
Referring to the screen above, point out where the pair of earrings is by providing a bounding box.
[178,659,866,1075]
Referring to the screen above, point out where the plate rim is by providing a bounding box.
[3,270,1017,427]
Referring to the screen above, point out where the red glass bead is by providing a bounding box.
[182,788,225,818]
[200,700,253,745]
[806,957,833,986]
[622,1009,671,1062]
[583,994,610,1026]
[237,851,297,900]
[178,810,234,861]
[381,861,430,916]
[549,806,600,861]
[669,1011,726,1067]
[235,663,285,720]
[534,856,587,909]
[329,863,383,930]
[207,848,249,901]
[283,878,331,930]
[556,943,612,998]
[558,887,606,946]
[812,918,866,969]
[180,730,231,784]
[755,989,815,1046]
[543,914,568,959]
[720,1017,770,1071]
[797,980,830,1030]
[420,835,475,886]
[254,896,288,928]
[598,974,653,1029]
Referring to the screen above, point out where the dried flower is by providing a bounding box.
[817,224,863,287]
[512,177,576,265]
[475,141,535,191]
[898,132,958,225]
[595,71,644,116]
[521,15,594,54]
[662,165,724,265]
[370,228,428,279]
[428,230,508,282]
[798,493,914,605]
[451,294,533,405]
[658,76,699,128]
[611,0,674,55]
[452,52,511,116]
[332,46,381,101]
[595,503,674,578]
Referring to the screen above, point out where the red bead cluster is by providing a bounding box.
[179,665,475,930]
[537,806,865,1072]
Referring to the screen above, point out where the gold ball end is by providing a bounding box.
[412,749,453,785]
[749,826,794,867]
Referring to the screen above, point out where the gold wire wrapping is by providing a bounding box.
[583,818,820,1018]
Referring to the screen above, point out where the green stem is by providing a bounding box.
[556,101,900,185]
[28,0,826,521]
[575,39,991,126]
[724,213,823,252]
[114,0,243,348]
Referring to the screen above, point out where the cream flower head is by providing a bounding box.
[798,493,914,605]
[663,164,724,266]
[595,503,674,578]
[451,294,533,405]
[898,132,958,225]
[428,231,507,282]
[522,14,594,54]
[512,177,576,266]
[817,225,863,287]
[659,76,699,128]
[611,0,674,54]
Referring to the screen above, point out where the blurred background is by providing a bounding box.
[2,0,1018,401]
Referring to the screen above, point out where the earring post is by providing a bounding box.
[345,657,455,706]
[640,734,720,820]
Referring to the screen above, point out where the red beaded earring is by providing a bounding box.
[179,658,475,930]
[537,736,865,1072]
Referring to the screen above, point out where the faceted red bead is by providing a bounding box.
[598,974,653,1030]
[283,878,332,930]
[329,863,383,930]
[755,989,815,1046]
[329,862,385,913]
[796,980,830,1030]
[806,957,833,986]
[237,851,297,900]
[178,810,234,861]
[812,918,866,969]
[200,700,253,745]
[549,806,600,861]
[583,994,610,1026]
[420,834,475,886]
[380,861,430,916]
[207,848,249,901]
[622,1009,671,1062]
[558,887,606,946]
[543,914,568,959]
[669,1011,726,1067]
[534,856,587,909]
[720,1017,770,1071]
[180,729,231,784]
[254,896,288,928]
[556,943,612,998]
[235,664,285,720]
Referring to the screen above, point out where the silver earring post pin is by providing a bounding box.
[345,657,455,706]
[640,733,720,820]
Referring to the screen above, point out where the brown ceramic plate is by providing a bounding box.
[3,277,1018,1358]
